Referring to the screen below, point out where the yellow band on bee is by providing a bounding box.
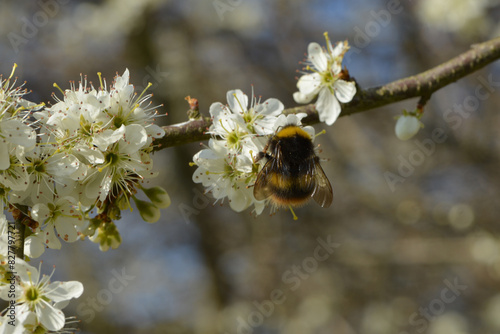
[270,173,291,188]
[276,126,311,139]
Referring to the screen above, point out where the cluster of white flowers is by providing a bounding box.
[293,32,357,125]
[192,89,315,215]
[0,65,171,331]
[0,66,169,257]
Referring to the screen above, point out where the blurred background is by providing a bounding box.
[2,0,500,333]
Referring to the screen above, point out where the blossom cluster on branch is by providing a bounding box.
[192,33,358,216]
[0,66,169,331]
[192,89,316,214]
[0,67,169,258]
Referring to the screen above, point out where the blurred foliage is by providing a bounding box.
[1,0,500,333]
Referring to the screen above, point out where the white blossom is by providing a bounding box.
[25,196,84,255]
[293,33,356,125]
[0,260,83,332]
[208,89,283,151]
[192,139,255,212]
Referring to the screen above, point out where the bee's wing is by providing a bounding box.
[311,159,333,208]
[253,158,278,201]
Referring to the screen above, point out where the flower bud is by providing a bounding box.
[133,197,161,223]
[141,186,171,209]
[91,222,122,251]
[395,115,422,140]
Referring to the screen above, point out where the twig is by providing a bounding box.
[11,205,29,259]
[155,36,500,149]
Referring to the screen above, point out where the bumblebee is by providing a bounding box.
[253,124,333,209]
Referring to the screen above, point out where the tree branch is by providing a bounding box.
[11,205,28,259]
[156,36,500,149]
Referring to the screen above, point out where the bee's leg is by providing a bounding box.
[254,142,271,163]
[255,151,265,162]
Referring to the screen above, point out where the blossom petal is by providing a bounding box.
[296,73,322,96]
[272,113,307,132]
[24,234,46,258]
[1,119,36,148]
[122,124,148,154]
[75,145,104,165]
[334,80,357,103]
[31,203,50,222]
[145,123,165,139]
[92,126,125,151]
[330,40,346,58]
[293,91,315,104]
[114,68,130,91]
[308,42,328,71]
[36,299,65,331]
[302,125,316,139]
[44,228,62,250]
[316,88,341,125]
[46,153,81,177]
[46,281,84,302]
[209,102,225,118]
[227,89,248,114]
[54,216,79,242]
[228,186,252,212]
[254,98,283,116]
